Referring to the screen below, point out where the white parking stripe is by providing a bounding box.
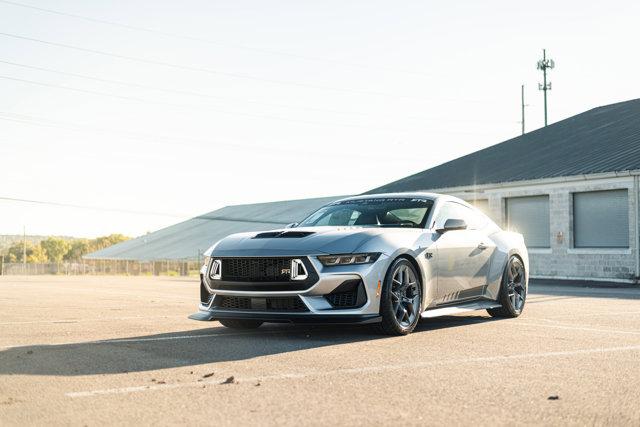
[543,311,640,320]
[0,328,296,350]
[65,344,640,398]
[0,315,185,326]
[518,321,640,336]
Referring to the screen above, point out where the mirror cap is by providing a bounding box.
[437,218,467,233]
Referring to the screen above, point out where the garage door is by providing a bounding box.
[506,195,550,248]
[573,189,629,248]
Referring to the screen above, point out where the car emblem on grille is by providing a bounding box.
[281,268,291,275]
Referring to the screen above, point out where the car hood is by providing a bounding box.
[209,226,420,257]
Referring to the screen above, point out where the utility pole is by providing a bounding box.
[22,225,26,275]
[537,49,555,126]
[521,84,526,135]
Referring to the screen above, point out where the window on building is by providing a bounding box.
[573,189,629,248]
[468,198,496,223]
[469,199,489,216]
[506,195,550,248]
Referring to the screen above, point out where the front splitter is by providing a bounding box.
[189,309,381,325]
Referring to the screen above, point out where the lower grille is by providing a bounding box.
[325,291,358,307]
[324,279,367,309]
[215,296,309,312]
[200,274,212,304]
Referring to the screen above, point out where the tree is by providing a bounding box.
[27,245,48,263]
[65,239,89,261]
[40,237,70,263]
[5,241,35,263]
[89,234,129,252]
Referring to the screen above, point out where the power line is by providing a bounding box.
[0,59,452,122]
[0,196,286,225]
[0,74,411,132]
[0,0,431,78]
[0,196,192,219]
[0,59,366,116]
[0,31,435,101]
[0,60,512,125]
[0,112,431,162]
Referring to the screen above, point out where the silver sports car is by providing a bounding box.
[190,193,528,335]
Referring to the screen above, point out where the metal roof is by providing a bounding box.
[367,99,640,194]
[85,195,345,261]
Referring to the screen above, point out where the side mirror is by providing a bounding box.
[437,218,467,233]
[284,222,299,229]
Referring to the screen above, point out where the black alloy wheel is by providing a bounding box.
[376,258,422,335]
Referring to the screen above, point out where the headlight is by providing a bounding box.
[203,255,211,268]
[317,253,381,266]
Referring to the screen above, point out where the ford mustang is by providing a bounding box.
[190,193,528,335]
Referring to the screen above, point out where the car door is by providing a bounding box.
[433,202,494,304]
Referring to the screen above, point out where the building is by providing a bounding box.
[88,98,640,284]
[367,99,640,283]
[85,195,344,262]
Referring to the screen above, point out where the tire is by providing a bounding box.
[487,255,527,318]
[218,319,263,329]
[375,258,422,335]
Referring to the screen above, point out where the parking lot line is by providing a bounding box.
[0,315,185,326]
[65,344,640,398]
[517,321,640,336]
[0,328,291,350]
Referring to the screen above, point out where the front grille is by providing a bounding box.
[222,258,291,282]
[215,296,309,312]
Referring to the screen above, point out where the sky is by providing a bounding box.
[1,0,639,238]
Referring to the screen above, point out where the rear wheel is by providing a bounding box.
[375,258,422,335]
[487,255,526,318]
[219,319,263,329]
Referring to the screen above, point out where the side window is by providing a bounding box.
[434,202,484,230]
[466,208,488,230]
[434,202,465,230]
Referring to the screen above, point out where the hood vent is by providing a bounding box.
[253,231,315,239]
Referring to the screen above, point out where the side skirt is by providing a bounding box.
[420,300,501,318]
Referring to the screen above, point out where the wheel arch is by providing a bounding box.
[506,250,528,287]
[384,253,426,310]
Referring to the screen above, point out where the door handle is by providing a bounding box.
[477,242,488,250]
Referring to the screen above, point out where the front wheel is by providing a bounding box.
[375,258,422,335]
[219,319,263,329]
[487,255,526,318]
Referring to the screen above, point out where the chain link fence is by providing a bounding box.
[0,259,202,276]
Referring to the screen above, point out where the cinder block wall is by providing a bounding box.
[455,175,638,283]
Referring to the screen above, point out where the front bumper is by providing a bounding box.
[190,254,389,324]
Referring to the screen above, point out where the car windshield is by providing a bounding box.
[298,197,434,228]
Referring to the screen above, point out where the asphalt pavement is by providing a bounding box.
[1,276,639,426]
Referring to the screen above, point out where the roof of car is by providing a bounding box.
[335,192,443,202]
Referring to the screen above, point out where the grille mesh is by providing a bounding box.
[217,296,309,312]
[325,291,358,307]
[222,258,291,282]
